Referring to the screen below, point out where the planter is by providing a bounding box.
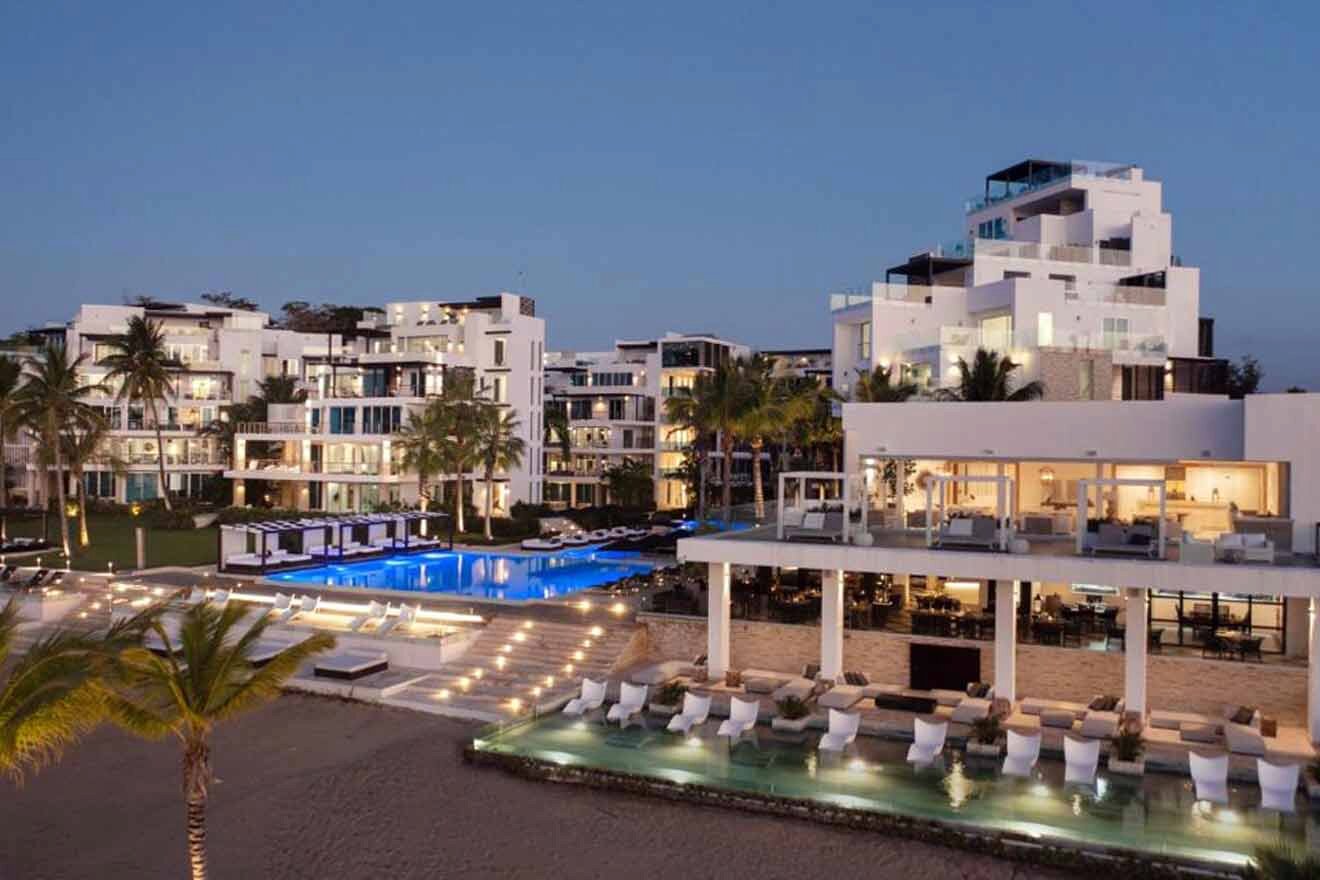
[1108,758,1145,776]
[649,703,679,717]
[771,715,813,733]
[966,740,1001,758]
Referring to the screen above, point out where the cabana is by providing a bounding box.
[218,510,453,574]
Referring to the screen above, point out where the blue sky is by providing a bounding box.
[2,2,1316,387]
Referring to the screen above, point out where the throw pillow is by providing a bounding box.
[1230,705,1256,725]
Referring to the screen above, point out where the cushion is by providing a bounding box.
[818,685,863,710]
[1218,534,1244,549]
[1243,533,1268,548]
[1127,532,1150,546]
[744,676,784,695]
[1040,709,1076,729]
[948,518,974,537]
[1179,722,1220,744]
[1230,705,1256,726]
[843,671,869,686]
[771,677,814,702]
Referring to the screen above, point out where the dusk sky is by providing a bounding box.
[2,2,1316,387]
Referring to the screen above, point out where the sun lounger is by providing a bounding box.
[211,590,230,609]
[1064,735,1100,786]
[348,600,388,632]
[950,697,993,725]
[1190,751,1229,804]
[817,684,864,711]
[818,709,861,754]
[293,594,321,619]
[521,537,563,551]
[268,593,296,623]
[907,717,948,766]
[606,683,648,727]
[784,511,841,543]
[18,568,49,589]
[44,570,65,587]
[563,678,607,717]
[1258,759,1299,813]
[666,693,712,735]
[1002,730,1042,777]
[717,697,760,743]
[376,603,419,638]
[313,651,389,680]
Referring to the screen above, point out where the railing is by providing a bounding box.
[236,459,302,473]
[964,160,1134,213]
[321,461,381,476]
[1066,284,1166,307]
[890,324,1168,361]
[830,284,942,312]
[953,238,1134,269]
[237,421,308,434]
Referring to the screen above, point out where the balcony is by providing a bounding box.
[971,238,1133,269]
[964,160,1134,214]
[890,324,1167,363]
[237,421,309,435]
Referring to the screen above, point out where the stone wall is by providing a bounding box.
[1036,348,1114,401]
[638,613,1308,724]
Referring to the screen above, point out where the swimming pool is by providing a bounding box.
[268,547,657,601]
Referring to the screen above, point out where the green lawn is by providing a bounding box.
[5,514,218,572]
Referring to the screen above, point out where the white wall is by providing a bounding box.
[1244,394,1320,553]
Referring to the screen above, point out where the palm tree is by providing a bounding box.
[60,415,122,548]
[0,355,22,542]
[543,405,570,465]
[664,384,717,521]
[396,403,444,513]
[253,374,307,405]
[853,364,918,402]
[938,348,1045,402]
[433,371,486,533]
[103,603,334,880]
[602,457,653,508]
[474,407,526,540]
[0,599,142,782]
[668,360,750,525]
[100,316,181,511]
[16,343,107,559]
[734,357,814,520]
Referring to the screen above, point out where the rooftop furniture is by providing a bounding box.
[1189,751,1230,805]
[313,650,389,680]
[1064,735,1100,786]
[348,600,388,633]
[934,515,1000,551]
[1215,532,1275,564]
[666,693,712,735]
[563,678,607,717]
[784,511,843,543]
[1089,523,1157,559]
[1179,535,1216,565]
[906,717,948,766]
[818,709,861,755]
[1257,759,1300,813]
[1002,730,1042,778]
[607,682,648,727]
[717,697,760,744]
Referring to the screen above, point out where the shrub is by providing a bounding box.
[1110,725,1144,762]
[1247,843,1320,880]
[775,695,810,720]
[971,714,1001,745]
[143,508,199,530]
[656,681,688,706]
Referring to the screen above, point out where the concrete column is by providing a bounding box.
[707,562,731,681]
[1309,599,1320,744]
[821,569,845,682]
[1286,597,1309,658]
[994,580,1017,702]
[1124,588,1148,720]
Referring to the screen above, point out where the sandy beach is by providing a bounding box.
[1,694,1063,879]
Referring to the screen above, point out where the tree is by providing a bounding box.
[602,457,654,509]
[199,291,259,312]
[100,316,181,511]
[103,603,334,880]
[664,364,744,523]
[254,375,307,405]
[431,371,487,534]
[688,360,750,524]
[276,301,370,336]
[396,404,444,513]
[1227,355,1263,399]
[0,355,22,541]
[853,364,918,402]
[474,408,526,540]
[938,348,1045,402]
[16,343,107,559]
[543,405,570,464]
[60,414,120,548]
[791,383,844,472]
[734,356,814,520]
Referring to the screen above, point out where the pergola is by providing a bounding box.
[776,471,865,543]
[922,473,1016,551]
[217,510,453,574]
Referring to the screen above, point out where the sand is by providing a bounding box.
[0,695,1063,879]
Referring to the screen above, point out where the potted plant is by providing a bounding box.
[1108,722,1146,776]
[966,714,1003,757]
[649,681,687,716]
[771,695,814,733]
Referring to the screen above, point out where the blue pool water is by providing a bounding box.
[269,547,657,601]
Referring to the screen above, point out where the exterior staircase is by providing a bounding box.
[384,613,642,723]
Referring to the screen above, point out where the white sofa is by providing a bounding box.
[1215,532,1275,564]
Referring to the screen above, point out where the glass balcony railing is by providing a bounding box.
[964,160,1134,214]
[890,325,1167,362]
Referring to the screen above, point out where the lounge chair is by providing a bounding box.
[906,717,948,766]
[18,569,49,589]
[1002,730,1042,778]
[717,697,760,744]
[268,593,296,624]
[376,603,419,638]
[784,511,841,543]
[313,651,389,680]
[563,678,607,717]
[1189,751,1230,804]
[606,683,648,727]
[347,600,388,632]
[521,536,563,551]
[186,587,208,604]
[293,594,321,619]
[210,589,230,608]
[818,709,861,755]
[1064,735,1101,786]
[934,516,1000,550]
[44,570,65,587]
[666,693,712,735]
[1090,523,1156,558]
[0,564,16,582]
[1257,759,1300,813]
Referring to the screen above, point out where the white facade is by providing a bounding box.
[225,292,545,515]
[543,332,750,510]
[832,160,1216,401]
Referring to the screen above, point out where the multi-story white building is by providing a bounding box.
[832,159,1226,401]
[543,332,750,511]
[227,292,545,515]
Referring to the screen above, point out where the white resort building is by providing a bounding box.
[542,332,750,511]
[831,159,1227,400]
[227,293,545,514]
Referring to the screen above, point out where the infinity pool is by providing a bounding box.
[268,547,657,601]
[474,715,1317,869]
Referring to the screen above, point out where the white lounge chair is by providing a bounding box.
[717,697,760,744]
[606,682,648,727]
[211,589,230,608]
[1064,735,1101,786]
[819,709,861,755]
[1002,730,1042,777]
[294,594,321,619]
[186,587,208,605]
[1257,759,1299,813]
[1189,751,1230,805]
[906,717,948,766]
[376,603,419,638]
[666,693,712,735]
[268,592,296,624]
[348,600,388,632]
[563,678,607,717]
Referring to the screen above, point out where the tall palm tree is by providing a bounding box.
[543,405,570,465]
[664,383,716,521]
[667,360,749,525]
[602,457,653,508]
[16,343,107,559]
[100,316,182,511]
[103,603,334,880]
[853,364,918,402]
[474,407,526,540]
[0,355,22,542]
[253,374,307,405]
[396,403,444,512]
[433,371,486,533]
[0,599,142,782]
[734,357,814,520]
[938,348,1045,402]
[60,415,121,548]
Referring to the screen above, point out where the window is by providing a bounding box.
[976,218,1009,240]
[978,315,1013,353]
[1037,312,1054,347]
[493,338,506,366]
[857,322,872,361]
[125,474,158,502]
[608,399,625,420]
[1103,317,1130,350]
[569,399,591,420]
[491,376,507,404]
